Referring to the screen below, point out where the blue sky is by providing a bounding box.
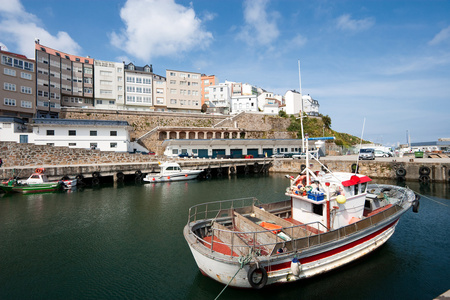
[0,0,449,146]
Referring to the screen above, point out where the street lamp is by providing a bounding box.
[48,99,51,118]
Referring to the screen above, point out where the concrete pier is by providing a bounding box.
[1,155,449,183]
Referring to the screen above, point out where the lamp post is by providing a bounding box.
[48,99,51,118]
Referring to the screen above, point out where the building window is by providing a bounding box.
[21,72,32,80]
[69,143,76,146]
[90,130,97,136]
[172,149,179,154]
[90,143,97,149]
[3,82,16,91]
[46,130,55,136]
[68,130,76,136]
[4,98,16,106]
[110,142,117,148]
[3,68,16,76]
[21,100,32,108]
[110,131,117,136]
[21,86,32,94]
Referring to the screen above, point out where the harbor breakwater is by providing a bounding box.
[1,139,449,183]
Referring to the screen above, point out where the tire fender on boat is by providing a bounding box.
[412,194,420,213]
[247,264,268,289]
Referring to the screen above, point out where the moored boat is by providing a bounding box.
[0,168,64,194]
[183,143,420,289]
[143,162,203,183]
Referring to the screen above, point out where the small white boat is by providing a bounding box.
[143,162,203,183]
[61,176,78,189]
[183,141,420,289]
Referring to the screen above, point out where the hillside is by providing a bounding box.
[285,114,369,147]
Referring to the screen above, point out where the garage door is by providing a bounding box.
[230,149,243,158]
[197,149,209,158]
[262,148,273,157]
[247,148,259,157]
[212,149,226,158]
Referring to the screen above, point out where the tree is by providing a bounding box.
[278,110,287,118]
[201,103,208,113]
[322,115,331,129]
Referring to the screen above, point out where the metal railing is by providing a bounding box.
[189,198,405,258]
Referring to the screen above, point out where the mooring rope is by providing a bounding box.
[214,253,253,300]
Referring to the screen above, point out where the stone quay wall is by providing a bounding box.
[60,109,294,140]
[0,141,156,169]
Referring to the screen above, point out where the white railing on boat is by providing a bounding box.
[187,192,408,258]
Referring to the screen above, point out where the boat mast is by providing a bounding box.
[298,60,305,153]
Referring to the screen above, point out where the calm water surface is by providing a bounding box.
[0,174,449,300]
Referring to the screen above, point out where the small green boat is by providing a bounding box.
[0,171,63,194]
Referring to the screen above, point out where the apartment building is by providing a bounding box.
[166,69,201,112]
[94,60,124,110]
[201,74,218,106]
[153,74,167,111]
[35,41,94,118]
[302,94,320,116]
[124,63,154,110]
[208,83,231,111]
[0,49,35,121]
[231,94,258,113]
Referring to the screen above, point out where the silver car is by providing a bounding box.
[359,148,375,160]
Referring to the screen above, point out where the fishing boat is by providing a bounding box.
[0,168,63,194]
[143,162,203,183]
[183,139,420,289]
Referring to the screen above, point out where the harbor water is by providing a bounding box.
[0,173,449,300]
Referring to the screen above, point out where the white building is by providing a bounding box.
[284,90,302,115]
[231,95,258,113]
[208,83,231,110]
[166,69,202,112]
[125,63,154,110]
[0,117,29,143]
[94,60,124,110]
[28,119,132,152]
[153,74,167,111]
[242,83,258,96]
[302,94,320,116]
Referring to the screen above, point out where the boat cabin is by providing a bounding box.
[287,172,372,230]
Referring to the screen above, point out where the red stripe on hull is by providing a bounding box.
[268,218,399,272]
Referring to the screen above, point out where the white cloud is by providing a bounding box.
[0,0,81,58]
[336,14,374,32]
[428,25,450,46]
[238,0,280,45]
[110,0,213,62]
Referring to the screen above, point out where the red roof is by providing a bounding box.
[342,175,372,187]
[0,50,29,60]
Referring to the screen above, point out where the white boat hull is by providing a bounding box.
[185,217,400,288]
[143,170,202,183]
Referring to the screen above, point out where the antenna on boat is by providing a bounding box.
[355,118,366,174]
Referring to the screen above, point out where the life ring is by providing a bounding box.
[92,171,100,178]
[294,175,308,187]
[247,265,268,289]
[419,166,430,176]
[135,170,142,176]
[35,168,44,174]
[396,167,406,177]
[419,175,430,184]
[230,166,236,173]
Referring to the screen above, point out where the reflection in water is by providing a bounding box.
[0,174,448,300]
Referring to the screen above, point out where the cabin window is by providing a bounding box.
[172,149,178,155]
[361,182,367,193]
[46,130,54,136]
[354,185,359,195]
[312,204,323,216]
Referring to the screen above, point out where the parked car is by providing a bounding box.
[271,154,284,158]
[359,148,375,160]
[178,152,191,158]
[292,153,307,159]
[374,150,389,157]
